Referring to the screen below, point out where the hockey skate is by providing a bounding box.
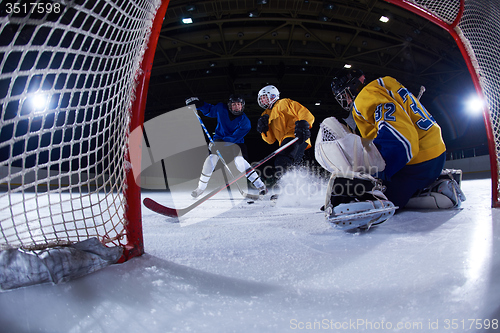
[405,169,466,209]
[324,172,397,230]
[191,187,205,198]
[257,185,268,196]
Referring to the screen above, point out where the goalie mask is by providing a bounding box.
[258,85,280,109]
[331,69,365,111]
[228,94,245,116]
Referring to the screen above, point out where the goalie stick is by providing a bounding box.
[192,107,260,200]
[143,137,299,217]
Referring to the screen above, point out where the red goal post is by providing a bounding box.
[124,0,171,260]
[385,0,500,207]
[0,0,171,260]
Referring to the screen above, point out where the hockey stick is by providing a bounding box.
[193,109,260,200]
[417,85,425,100]
[143,137,299,217]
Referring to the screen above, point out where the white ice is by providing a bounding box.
[1,172,499,333]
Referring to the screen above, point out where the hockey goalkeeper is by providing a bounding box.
[315,69,465,230]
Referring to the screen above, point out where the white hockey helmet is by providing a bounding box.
[257,85,280,109]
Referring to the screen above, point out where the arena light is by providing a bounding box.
[182,17,193,24]
[379,15,390,23]
[324,2,335,10]
[344,64,352,68]
[30,93,48,113]
[466,94,484,115]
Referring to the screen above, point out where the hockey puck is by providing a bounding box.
[247,200,255,204]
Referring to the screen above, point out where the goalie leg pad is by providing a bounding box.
[327,200,396,230]
[405,169,466,209]
[324,171,397,230]
[405,192,455,209]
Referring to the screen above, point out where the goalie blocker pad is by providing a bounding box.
[315,117,385,175]
[324,171,397,230]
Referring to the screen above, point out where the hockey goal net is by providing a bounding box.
[385,0,500,207]
[0,0,170,259]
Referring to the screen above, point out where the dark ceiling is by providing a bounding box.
[144,0,481,155]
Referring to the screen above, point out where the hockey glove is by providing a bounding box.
[294,120,311,144]
[256,114,270,134]
[185,97,204,108]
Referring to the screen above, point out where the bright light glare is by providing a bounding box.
[182,17,193,24]
[31,94,48,113]
[344,64,352,68]
[466,95,484,115]
[379,16,390,23]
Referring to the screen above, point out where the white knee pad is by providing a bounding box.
[202,154,219,175]
[234,156,265,189]
[234,155,249,173]
[315,117,385,175]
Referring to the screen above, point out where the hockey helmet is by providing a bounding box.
[257,85,280,109]
[228,94,245,116]
[331,69,365,111]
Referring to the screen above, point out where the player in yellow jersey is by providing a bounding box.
[315,69,465,230]
[256,85,315,182]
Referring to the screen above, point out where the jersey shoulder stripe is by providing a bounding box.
[353,103,365,121]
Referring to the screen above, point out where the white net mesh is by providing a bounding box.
[399,0,500,204]
[0,0,161,250]
[457,1,500,198]
[405,0,461,25]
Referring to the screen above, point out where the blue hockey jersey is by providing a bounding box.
[198,102,251,144]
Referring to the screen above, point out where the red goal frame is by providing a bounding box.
[385,0,500,208]
[124,0,500,261]
[122,0,171,261]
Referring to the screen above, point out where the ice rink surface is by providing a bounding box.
[1,174,499,333]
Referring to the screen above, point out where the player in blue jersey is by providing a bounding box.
[186,94,266,198]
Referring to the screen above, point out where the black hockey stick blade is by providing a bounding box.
[143,137,298,217]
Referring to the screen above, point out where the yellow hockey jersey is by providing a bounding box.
[352,76,446,178]
[260,98,315,149]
